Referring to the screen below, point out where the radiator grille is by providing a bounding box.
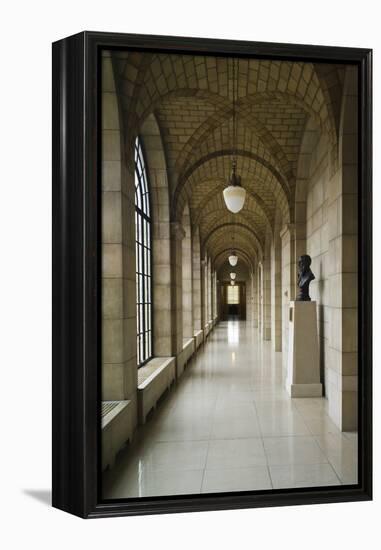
[101,401,120,418]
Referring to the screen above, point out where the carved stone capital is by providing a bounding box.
[280,223,295,240]
[170,221,186,240]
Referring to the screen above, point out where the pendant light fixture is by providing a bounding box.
[228,252,238,266]
[228,235,238,267]
[223,57,246,214]
[230,280,235,286]
[230,272,236,280]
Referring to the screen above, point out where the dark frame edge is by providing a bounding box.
[52,31,373,519]
[358,48,373,501]
[52,32,92,519]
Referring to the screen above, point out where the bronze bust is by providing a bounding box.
[296,254,315,301]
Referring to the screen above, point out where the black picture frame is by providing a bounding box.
[52,31,372,519]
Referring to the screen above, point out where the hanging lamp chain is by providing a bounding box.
[229,57,241,187]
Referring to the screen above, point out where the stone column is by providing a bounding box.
[192,227,202,332]
[207,256,212,323]
[271,235,282,351]
[261,256,271,340]
[182,220,193,339]
[214,271,216,320]
[280,223,296,373]
[246,276,253,323]
[252,269,258,327]
[102,53,138,434]
[200,256,206,330]
[152,204,172,357]
[212,269,218,321]
[257,263,262,334]
[170,222,185,357]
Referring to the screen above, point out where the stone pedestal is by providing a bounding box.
[286,301,322,397]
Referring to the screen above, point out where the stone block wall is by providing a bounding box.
[325,67,358,430]
[102,52,138,431]
[306,134,330,391]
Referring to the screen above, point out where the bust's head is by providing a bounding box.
[298,254,312,275]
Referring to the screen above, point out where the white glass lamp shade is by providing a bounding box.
[228,253,238,266]
[230,280,235,286]
[223,185,246,213]
[230,272,236,280]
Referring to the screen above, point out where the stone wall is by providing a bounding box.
[294,66,359,430]
[305,133,330,392]
[102,52,138,430]
[326,67,358,430]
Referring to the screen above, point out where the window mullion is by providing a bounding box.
[134,137,152,368]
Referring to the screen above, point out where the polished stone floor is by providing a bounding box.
[102,321,358,499]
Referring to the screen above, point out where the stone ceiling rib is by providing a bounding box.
[111,51,342,267]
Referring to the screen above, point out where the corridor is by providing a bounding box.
[103,321,357,499]
[101,50,359,497]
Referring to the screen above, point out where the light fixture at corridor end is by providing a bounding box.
[230,272,236,280]
[223,160,246,213]
[228,251,238,266]
[230,280,235,286]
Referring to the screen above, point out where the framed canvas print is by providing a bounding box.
[52,31,372,518]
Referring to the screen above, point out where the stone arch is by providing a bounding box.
[292,116,322,289]
[202,222,263,258]
[192,183,274,232]
[173,149,291,222]
[173,103,294,182]
[314,64,343,145]
[139,87,227,129]
[214,248,255,273]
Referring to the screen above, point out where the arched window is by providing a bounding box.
[135,137,152,367]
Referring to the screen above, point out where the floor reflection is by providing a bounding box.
[103,321,357,499]
[227,320,240,345]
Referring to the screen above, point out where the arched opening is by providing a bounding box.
[134,137,153,367]
[217,261,250,320]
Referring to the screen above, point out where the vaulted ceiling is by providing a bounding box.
[111,51,344,273]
